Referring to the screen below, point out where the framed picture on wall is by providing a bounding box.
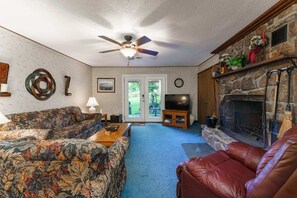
[97,78,115,93]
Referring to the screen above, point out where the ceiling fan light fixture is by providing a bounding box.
[120,48,137,58]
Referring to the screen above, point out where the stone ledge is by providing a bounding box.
[202,125,236,151]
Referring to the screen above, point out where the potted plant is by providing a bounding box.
[220,53,246,71]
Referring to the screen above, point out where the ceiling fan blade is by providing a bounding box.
[137,48,158,56]
[135,36,151,47]
[98,35,122,46]
[99,49,120,53]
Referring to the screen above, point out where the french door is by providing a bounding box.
[123,75,167,122]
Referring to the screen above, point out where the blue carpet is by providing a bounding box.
[181,143,214,158]
[121,123,208,198]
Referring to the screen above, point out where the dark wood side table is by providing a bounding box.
[101,113,108,126]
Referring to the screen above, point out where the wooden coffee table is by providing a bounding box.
[88,123,131,147]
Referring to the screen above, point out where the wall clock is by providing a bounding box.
[174,78,184,88]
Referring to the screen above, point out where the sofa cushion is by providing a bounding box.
[71,106,85,122]
[0,129,52,140]
[256,128,297,176]
[226,142,266,172]
[246,137,297,198]
[51,119,98,139]
[186,150,255,198]
[0,106,88,132]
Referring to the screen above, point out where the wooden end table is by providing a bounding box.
[88,123,131,147]
[101,113,108,126]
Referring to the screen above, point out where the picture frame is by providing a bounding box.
[97,78,115,93]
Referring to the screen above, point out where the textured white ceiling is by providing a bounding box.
[0,0,278,67]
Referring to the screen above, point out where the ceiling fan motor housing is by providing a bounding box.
[124,35,133,42]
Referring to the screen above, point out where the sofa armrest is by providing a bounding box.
[0,139,108,165]
[108,136,129,168]
[0,136,37,143]
[83,113,102,121]
[226,142,266,171]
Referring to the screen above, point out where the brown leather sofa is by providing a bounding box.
[176,127,297,198]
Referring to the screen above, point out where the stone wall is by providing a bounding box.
[219,5,297,126]
[220,60,297,125]
[220,5,297,60]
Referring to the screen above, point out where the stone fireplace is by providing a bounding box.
[202,4,297,150]
[219,95,264,147]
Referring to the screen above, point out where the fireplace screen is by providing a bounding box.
[234,109,262,138]
[220,95,264,147]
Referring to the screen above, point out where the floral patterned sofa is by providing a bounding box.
[0,106,130,197]
[0,106,102,139]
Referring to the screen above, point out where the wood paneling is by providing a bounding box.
[212,0,297,54]
[198,66,220,124]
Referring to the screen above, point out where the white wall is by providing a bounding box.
[92,67,198,120]
[0,27,92,115]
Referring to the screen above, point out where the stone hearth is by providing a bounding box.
[202,126,236,151]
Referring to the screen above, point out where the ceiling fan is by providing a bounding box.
[98,35,159,58]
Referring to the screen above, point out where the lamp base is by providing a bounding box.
[89,106,96,113]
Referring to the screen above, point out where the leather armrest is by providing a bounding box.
[226,142,266,171]
[176,161,187,181]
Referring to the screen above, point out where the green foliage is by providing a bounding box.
[227,54,246,69]
[127,81,161,116]
[221,54,246,69]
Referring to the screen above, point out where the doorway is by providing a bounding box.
[198,66,220,124]
[123,75,167,122]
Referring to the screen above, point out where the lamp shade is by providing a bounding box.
[0,111,10,124]
[120,48,137,58]
[86,97,99,107]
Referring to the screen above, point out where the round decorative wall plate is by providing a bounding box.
[174,78,184,88]
[25,68,56,101]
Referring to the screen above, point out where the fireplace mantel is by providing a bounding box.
[213,55,297,79]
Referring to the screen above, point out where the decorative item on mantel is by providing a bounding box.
[219,53,246,72]
[248,33,269,63]
[0,62,11,97]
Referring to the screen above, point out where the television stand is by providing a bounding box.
[162,110,190,129]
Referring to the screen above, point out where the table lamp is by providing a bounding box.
[0,111,10,124]
[86,97,99,113]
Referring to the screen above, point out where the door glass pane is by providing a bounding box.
[148,80,161,118]
[128,81,141,118]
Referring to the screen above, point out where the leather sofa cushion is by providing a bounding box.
[226,142,266,172]
[186,150,255,198]
[257,128,297,175]
[246,137,297,198]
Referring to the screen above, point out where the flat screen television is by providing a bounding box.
[165,94,190,111]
